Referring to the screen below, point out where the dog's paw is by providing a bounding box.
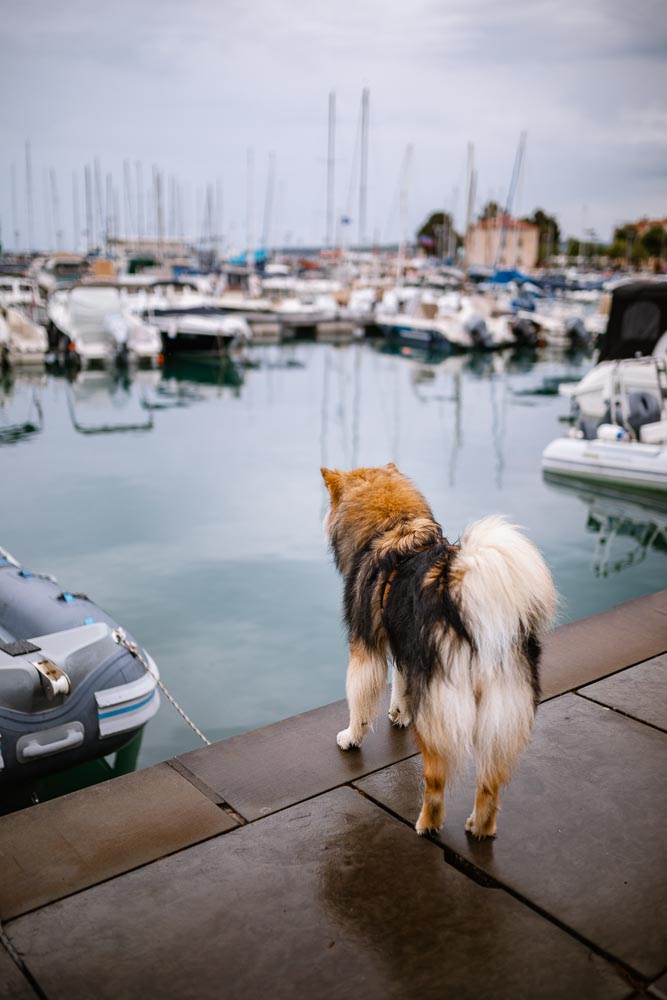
[415,817,440,836]
[388,705,411,728]
[465,813,497,840]
[336,728,361,750]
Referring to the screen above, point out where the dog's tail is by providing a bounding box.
[453,515,557,671]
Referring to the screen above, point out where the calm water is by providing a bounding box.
[2,341,666,769]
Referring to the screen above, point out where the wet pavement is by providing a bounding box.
[1,590,666,998]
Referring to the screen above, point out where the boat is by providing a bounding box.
[542,356,667,490]
[0,546,160,787]
[0,305,48,366]
[33,253,89,299]
[47,284,163,369]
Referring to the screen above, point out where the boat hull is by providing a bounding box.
[542,437,667,491]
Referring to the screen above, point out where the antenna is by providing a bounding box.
[326,91,336,248]
[358,87,370,247]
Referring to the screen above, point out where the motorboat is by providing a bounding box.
[375,287,517,351]
[557,280,667,420]
[0,306,48,366]
[33,253,89,299]
[0,546,160,787]
[542,356,667,490]
[48,284,163,368]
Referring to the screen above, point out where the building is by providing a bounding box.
[464,215,539,270]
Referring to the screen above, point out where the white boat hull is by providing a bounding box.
[542,436,667,490]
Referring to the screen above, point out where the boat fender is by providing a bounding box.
[596,423,628,442]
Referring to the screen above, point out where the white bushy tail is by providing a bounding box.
[454,516,557,670]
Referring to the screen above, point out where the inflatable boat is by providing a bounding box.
[0,547,160,787]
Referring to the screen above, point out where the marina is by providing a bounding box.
[2,2,666,993]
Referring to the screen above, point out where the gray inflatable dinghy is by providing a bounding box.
[0,546,160,786]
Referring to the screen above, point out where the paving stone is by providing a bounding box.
[0,941,36,999]
[6,787,628,1000]
[0,762,236,921]
[540,589,667,700]
[578,653,667,731]
[176,689,415,820]
[355,694,667,979]
[649,971,667,999]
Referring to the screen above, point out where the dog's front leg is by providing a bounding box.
[337,639,387,750]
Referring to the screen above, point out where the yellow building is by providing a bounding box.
[464,216,539,270]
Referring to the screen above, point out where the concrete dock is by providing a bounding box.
[1,591,666,999]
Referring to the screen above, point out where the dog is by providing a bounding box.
[321,463,556,838]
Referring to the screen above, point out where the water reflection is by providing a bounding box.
[0,370,45,445]
[543,473,667,577]
[67,368,156,434]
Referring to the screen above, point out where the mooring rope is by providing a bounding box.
[112,627,211,747]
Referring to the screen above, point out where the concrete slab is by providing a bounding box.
[0,762,236,921]
[355,694,667,980]
[0,942,36,999]
[578,653,667,731]
[176,690,415,820]
[6,787,628,1000]
[540,590,667,700]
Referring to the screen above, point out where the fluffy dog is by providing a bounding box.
[321,463,556,838]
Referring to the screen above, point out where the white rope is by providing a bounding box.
[113,628,211,747]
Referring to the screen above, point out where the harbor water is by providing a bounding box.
[2,341,666,769]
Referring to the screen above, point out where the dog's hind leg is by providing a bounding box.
[414,734,448,835]
[337,639,387,750]
[466,677,535,839]
[388,663,411,728]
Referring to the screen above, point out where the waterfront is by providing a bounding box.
[2,341,666,768]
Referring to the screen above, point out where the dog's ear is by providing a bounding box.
[321,467,343,502]
[385,462,398,472]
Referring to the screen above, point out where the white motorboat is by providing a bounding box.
[0,306,48,366]
[375,287,516,351]
[48,284,162,368]
[33,253,89,298]
[542,357,667,490]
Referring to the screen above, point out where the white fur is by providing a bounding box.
[388,663,411,727]
[337,646,387,748]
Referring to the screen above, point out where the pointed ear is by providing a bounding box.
[385,462,398,472]
[321,467,343,502]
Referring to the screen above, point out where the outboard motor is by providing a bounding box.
[511,317,540,348]
[465,314,494,350]
[565,317,590,351]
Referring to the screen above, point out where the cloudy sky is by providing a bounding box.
[1,0,664,251]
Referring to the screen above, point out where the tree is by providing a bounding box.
[479,201,501,221]
[641,225,666,259]
[416,211,461,257]
[521,209,561,265]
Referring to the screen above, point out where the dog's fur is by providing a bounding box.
[321,463,556,837]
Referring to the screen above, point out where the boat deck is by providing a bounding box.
[1,591,666,999]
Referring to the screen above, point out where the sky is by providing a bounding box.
[1,0,665,252]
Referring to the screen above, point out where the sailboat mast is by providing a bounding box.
[326,91,336,248]
[11,162,20,249]
[25,140,34,251]
[358,87,369,247]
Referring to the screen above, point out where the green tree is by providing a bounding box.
[479,201,501,221]
[641,225,666,259]
[566,237,581,258]
[416,211,460,257]
[521,209,561,265]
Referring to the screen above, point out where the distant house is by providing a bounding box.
[633,217,667,237]
[464,215,539,270]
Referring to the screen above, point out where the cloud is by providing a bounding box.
[0,0,664,249]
